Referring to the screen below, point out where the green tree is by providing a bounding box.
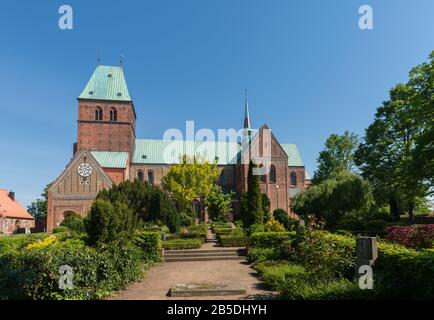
[242,161,264,227]
[291,171,373,228]
[206,185,234,222]
[312,131,358,184]
[161,155,219,213]
[60,212,85,233]
[27,183,52,219]
[355,81,430,221]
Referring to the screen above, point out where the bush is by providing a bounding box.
[366,220,387,232]
[374,241,434,298]
[384,224,434,249]
[134,232,161,263]
[218,235,249,247]
[60,213,85,233]
[247,223,264,235]
[247,247,283,263]
[53,226,69,234]
[265,217,286,232]
[250,232,296,249]
[273,209,297,231]
[336,214,367,231]
[0,239,144,300]
[261,263,306,292]
[162,239,202,250]
[179,212,195,227]
[213,227,233,235]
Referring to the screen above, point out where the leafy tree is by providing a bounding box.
[206,185,234,222]
[27,183,52,219]
[291,171,374,228]
[312,131,358,184]
[262,193,271,218]
[242,161,264,227]
[355,80,430,221]
[161,155,219,213]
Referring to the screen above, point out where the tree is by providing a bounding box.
[206,185,234,222]
[355,78,431,221]
[242,161,264,227]
[291,171,374,228]
[60,212,85,233]
[27,183,52,219]
[312,131,358,184]
[161,155,219,214]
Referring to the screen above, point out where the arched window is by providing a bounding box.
[147,170,154,185]
[109,108,117,121]
[95,107,103,121]
[290,172,297,186]
[137,170,144,183]
[270,165,276,183]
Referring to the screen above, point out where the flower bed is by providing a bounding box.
[384,224,434,249]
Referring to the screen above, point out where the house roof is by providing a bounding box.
[281,144,305,167]
[0,189,34,220]
[91,151,129,169]
[78,65,131,101]
[132,138,305,167]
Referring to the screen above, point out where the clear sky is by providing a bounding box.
[1,0,433,206]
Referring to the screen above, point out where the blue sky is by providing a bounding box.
[1,0,433,206]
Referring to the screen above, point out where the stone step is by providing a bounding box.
[164,251,244,258]
[169,283,246,297]
[164,248,246,255]
[164,255,246,262]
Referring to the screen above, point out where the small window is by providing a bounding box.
[147,170,154,185]
[137,170,144,183]
[110,108,117,121]
[290,172,297,186]
[95,107,103,121]
[270,165,276,183]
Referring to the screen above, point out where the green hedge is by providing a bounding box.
[134,232,161,262]
[374,241,434,298]
[213,227,233,235]
[250,232,296,249]
[218,235,250,247]
[162,239,202,250]
[247,247,284,263]
[0,239,144,300]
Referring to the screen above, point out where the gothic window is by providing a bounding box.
[290,172,297,186]
[270,165,276,183]
[147,170,154,185]
[95,107,103,121]
[110,108,117,121]
[137,170,144,183]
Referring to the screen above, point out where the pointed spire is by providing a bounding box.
[244,89,251,130]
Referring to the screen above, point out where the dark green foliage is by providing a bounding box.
[84,199,136,246]
[247,223,264,235]
[250,232,296,249]
[162,239,202,250]
[218,235,249,247]
[60,212,85,233]
[291,171,374,228]
[262,193,271,218]
[179,211,195,227]
[273,209,297,230]
[206,185,233,222]
[242,161,264,228]
[53,226,69,234]
[27,183,52,219]
[134,232,161,263]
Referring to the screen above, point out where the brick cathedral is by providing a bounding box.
[47,65,310,232]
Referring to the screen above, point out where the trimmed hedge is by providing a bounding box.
[162,239,202,250]
[213,227,233,235]
[374,241,434,298]
[247,247,284,263]
[250,232,296,248]
[218,235,250,247]
[134,232,161,262]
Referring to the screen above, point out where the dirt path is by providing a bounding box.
[110,258,279,300]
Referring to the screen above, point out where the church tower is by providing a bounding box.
[76,65,136,156]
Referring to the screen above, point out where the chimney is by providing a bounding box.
[8,191,15,201]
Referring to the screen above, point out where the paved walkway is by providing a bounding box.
[111,243,279,300]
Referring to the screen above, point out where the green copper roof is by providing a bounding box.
[91,151,129,168]
[133,139,305,167]
[79,65,131,101]
[281,144,304,167]
[133,139,240,165]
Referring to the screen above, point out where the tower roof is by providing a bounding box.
[244,90,251,130]
[78,65,132,101]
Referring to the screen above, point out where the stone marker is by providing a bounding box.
[169,283,246,297]
[355,236,378,275]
